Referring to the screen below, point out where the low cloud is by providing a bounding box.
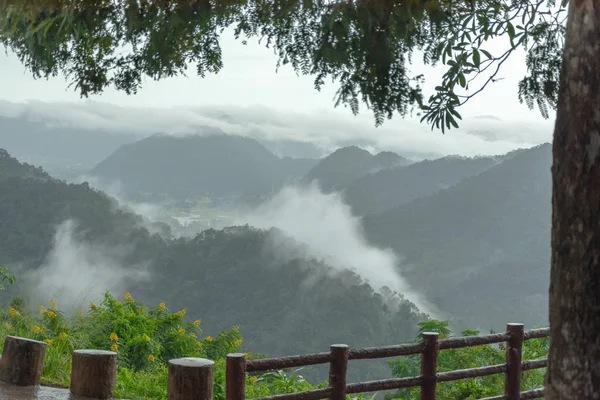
[241,183,440,317]
[0,99,553,160]
[21,220,151,313]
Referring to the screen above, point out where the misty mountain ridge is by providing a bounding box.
[363,142,552,331]
[90,133,320,201]
[302,146,412,192]
[341,154,502,215]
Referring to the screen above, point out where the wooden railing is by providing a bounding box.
[0,323,550,400]
[225,323,550,400]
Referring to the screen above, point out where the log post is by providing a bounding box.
[329,344,349,400]
[168,357,214,400]
[226,353,246,400]
[504,323,524,400]
[70,349,117,399]
[0,336,47,386]
[420,332,439,400]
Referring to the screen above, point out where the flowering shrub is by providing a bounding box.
[0,290,243,399]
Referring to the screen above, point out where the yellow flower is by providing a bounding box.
[124,292,133,302]
[110,343,119,352]
[141,334,150,342]
[157,302,166,311]
[175,309,186,318]
[193,319,201,327]
[139,307,146,313]
[148,354,155,362]
[32,325,43,334]
[249,376,258,382]
[44,339,54,345]
[234,339,243,346]
[244,353,249,358]
[90,302,98,310]
[205,336,213,342]
[39,305,46,314]
[189,332,197,339]
[178,328,186,335]
[8,307,20,317]
[47,311,57,319]
[110,332,119,342]
[59,332,68,340]
[49,300,57,310]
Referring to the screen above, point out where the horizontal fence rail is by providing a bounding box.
[227,323,550,400]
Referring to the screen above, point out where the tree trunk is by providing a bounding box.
[546,1,600,399]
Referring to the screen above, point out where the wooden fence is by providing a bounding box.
[225,323,550,400]
[0,323,550,400]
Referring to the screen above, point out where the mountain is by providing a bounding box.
[303,146,411,191]
[90,133,318,201]
[342,155,500,215]
[0,149,424,381]
[0,115,139,180]
[363,143,552,331]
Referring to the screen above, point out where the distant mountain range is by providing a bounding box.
[90,133,319,201]
[302,146,412,192]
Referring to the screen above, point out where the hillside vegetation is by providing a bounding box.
[363,143,552,331]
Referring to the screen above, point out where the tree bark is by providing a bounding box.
[546,1,600,399]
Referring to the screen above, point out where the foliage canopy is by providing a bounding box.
[0,0,567,131]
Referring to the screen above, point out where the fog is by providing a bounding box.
[0,99,553,160]
[20,220,151,314]
[241,183,440,317]
[73,170,438,317]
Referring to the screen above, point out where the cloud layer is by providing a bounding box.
[0,99,553,160]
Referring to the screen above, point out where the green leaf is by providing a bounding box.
[480,49,493,59]
[458,73,466,88]
[472,48,480,68]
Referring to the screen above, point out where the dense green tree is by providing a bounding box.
[3,1,600,398]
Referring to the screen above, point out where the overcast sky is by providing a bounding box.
[1,27,552,120]
[0,28,554,159]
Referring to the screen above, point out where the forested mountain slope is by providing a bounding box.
[363,143,552,331]
[342,155,500,215]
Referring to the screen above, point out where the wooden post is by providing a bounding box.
[420,332,439,400]
[329,344,349,400]
[226,353,246,400]
[504,323,524,400]
[0,336,47,386]
[168,357,214,400]
[70,349,117,399]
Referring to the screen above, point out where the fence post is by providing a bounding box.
[70,349,117,399]
[420,332,439,400]
[329,344,349,400]
[168,357,214,400]
[0,336,47,386]
[504,323,524,400]
[226,353,246,400]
